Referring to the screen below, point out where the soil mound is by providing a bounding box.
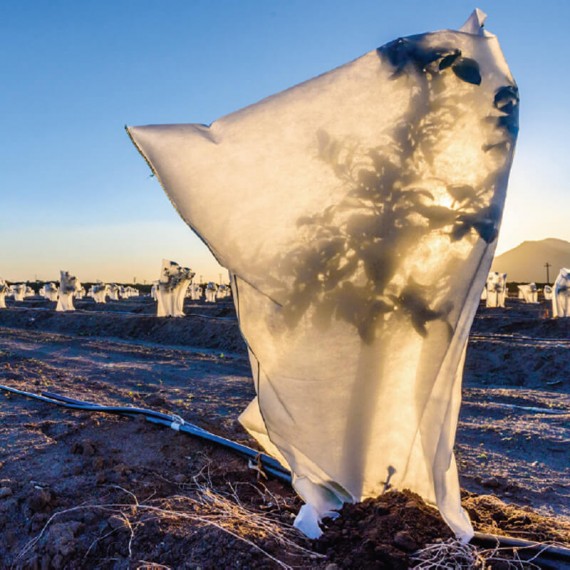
[316,490,453,569]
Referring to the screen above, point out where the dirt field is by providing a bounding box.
[0,295,568,568]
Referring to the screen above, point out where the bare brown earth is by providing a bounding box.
[0,295,568,568]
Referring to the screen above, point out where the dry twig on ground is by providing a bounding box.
[410,536,559,569]
[14,478,322,569]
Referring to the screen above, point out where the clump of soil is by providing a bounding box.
[463,492,570,544]
[316,490,453,569]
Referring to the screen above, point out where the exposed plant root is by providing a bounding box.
[410,538,483,568]
[14,479,322,569]
[411,536,560,569]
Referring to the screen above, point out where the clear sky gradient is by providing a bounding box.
[1,1,568,282]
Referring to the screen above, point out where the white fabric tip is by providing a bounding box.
[293,504,323,539]
[460,8,487,35]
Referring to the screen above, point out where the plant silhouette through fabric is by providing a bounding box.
[127,9,518,542]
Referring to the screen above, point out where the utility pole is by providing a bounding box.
[545,262,551,284]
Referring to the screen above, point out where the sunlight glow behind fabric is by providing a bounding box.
[127,10,519,540]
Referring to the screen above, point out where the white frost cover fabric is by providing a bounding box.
[0,280,8,309]
[518,283,538,304]
[486,271,507,308]
[151,283,159,301]
[12,284,27,302]
[127,10,518,540]
[56,271,80,312]
[218,284,230,299]
[92,282,109,304]
[122,286,138,298]
[543,285,553,301]
[108,284,120,301]
[40,283,59,302]
[553,268,570,317]
[205,282,217,303]
[156,259,195,317]
[190,283,203,301]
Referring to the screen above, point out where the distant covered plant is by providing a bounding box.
[517,283,538,304]
[108,284,121,301]
[128,10,518,542]
[0,279,8,309]
[188,282,202,301]
[89,282,109,304]
[553,268,570,317]
[217,283,231,299]
[204,282,218,303]
[40,283,59,302]
[123,286,139,298]
[486,272,508,308]
[543,284,553,301]
[155,259,195,317]
[56,270,81,312]
[11,283,28,302]
[151,281,159,301]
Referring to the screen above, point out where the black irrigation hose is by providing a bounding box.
[0,384,291,484]
[2,384,570,565]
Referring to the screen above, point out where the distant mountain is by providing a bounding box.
[491,238,570,283]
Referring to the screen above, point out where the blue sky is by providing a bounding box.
[1,1,568,282]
